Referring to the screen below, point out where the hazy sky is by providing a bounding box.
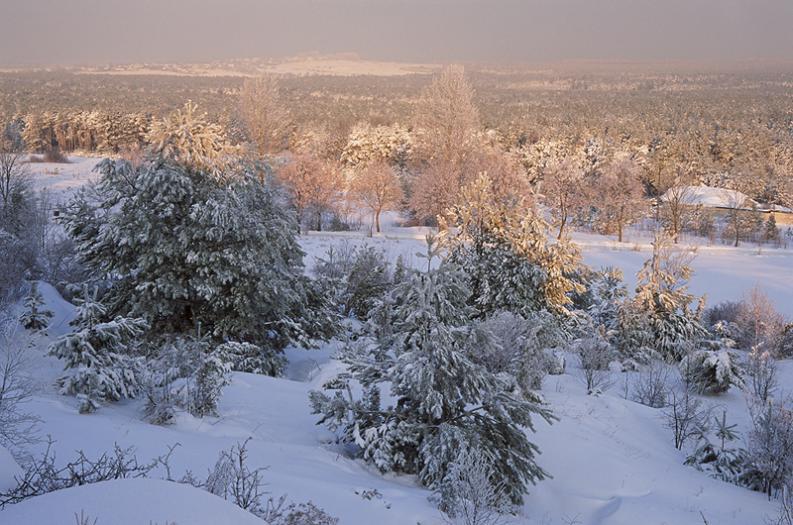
[1,0,792,66]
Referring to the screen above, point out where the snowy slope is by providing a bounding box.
[1,285,784,525]
[0,478,266,525]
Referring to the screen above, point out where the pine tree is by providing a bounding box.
[19,282,53,332]
[57,103,336,371]
[442,174,583,320]
[619,232,707,362]
[48,287,147,413]
[311,237,553,506]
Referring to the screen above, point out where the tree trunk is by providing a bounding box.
[618,222,623,243]
[557,213,567,240]
[316,211,322,232]
[375,209,381,233]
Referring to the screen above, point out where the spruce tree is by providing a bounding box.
[19,281,53,332]
[311,236,553,505]
[48,287,147,413]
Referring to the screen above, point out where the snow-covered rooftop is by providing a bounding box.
[660,185,792,213]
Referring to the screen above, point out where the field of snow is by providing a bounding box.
[5,157,792,524]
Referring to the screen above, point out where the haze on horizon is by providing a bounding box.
[1,0,792,67]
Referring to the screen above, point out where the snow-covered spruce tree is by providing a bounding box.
[19,281,52,332]
[442,174,583,321]
[57,103,336,372]
[48,287,147,413]
[311,236,553,506]
[617,232,707,363]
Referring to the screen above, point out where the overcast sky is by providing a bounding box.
[1,0,791,66]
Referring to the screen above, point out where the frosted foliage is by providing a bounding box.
[679,349,744,395]
[58,105,335,364]
[48,289,147,413]
[312,241,553,506]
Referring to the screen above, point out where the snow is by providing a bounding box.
[0,478,265,525]
[2,283,785,525]
[0,447,21,493]
[27,156,101,203]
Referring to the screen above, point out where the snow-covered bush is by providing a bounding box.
[142,337,232,422]
[585,266,627,333]
[678,348,743,395]
[438,447,513,525]
[741,399,793,498]
[220,341,284,377]
[19,282,52,332]
[472,311,553,392]
[189,347,232,418]
[311,240,553,506]
[48,288,147,413]
[314,244,395,320]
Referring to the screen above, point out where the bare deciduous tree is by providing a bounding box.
[737,286,786,352]
[348,161,403,233]
[0,125,30,208]
[238,75,291,156]
[598,158,647,242]
[542,158,588,239]
[0,341,40,453]
[413,65,480,166]
[664,383,710,450]
[278,155,343,232]
[661,183,695,244]
[724,191,749,247]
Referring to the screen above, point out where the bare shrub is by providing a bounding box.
[747,346,778,403]
[0,344,40,453]
[576,335,614,395]
[632,361,670,408]
[0,439,168,508]
[664,385,711,450]
[193,439,339,525]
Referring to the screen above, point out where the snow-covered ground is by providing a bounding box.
[0,281,784,524]
[4,157,792,524]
